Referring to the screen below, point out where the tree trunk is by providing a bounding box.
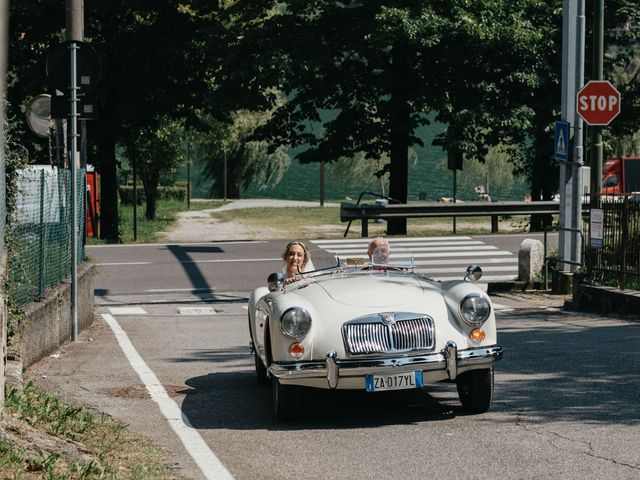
[529,130,558,231]
[97,137,119,242]
[387,41,410,236]
[142,173,159,220]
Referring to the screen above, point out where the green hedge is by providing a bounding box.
[119,185,187,205]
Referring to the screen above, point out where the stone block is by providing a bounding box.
[518,238,544,281]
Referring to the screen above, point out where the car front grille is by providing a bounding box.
[342,315,435,355]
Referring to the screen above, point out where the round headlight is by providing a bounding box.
[460,294,491,326]
[280,308,312,338]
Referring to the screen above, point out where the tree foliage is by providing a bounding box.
[129,118,184,220]
[7,0,225,240]
[214,0,577,233]
[195,110,291,199]
[5,0,640,238]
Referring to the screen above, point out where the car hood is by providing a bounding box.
[305,273,437,308]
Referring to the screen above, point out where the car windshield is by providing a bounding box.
[301,246,415,277]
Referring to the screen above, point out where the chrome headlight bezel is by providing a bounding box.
[459,294,492,326]
[280,307,312,339]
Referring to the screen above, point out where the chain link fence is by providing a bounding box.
[7,167,85,306]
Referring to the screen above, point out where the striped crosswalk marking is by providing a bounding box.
[310,237,518,283]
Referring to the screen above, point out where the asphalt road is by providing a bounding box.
[28,233,640,480]
[87,233,559,303]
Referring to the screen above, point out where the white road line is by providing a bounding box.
[146,288,214,293]
[98,262,152,266]
[178,307,217,316]
[421,266,518,274]
[99,258,280,267]
[311,236,472,244]
[179,257,280,264]
[335,251,513,259]
[108,307,147,315]
[428,274,516,282]
[491,303,513,310]
[101,314,234,480]
[323,245,498,254]
[414,257,516,266]
[310,240,484,249]
[88,241,266,248]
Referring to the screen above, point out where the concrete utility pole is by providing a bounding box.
[559,0,586,275]
[66,0,83,340]
[590,0,605,206]
[0,0,8,414]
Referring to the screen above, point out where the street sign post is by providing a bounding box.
[590,208,604,249]
[577,80,621,126]
[554,121,570,162]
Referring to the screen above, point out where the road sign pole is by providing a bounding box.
[66,0,83,341]
[559,0,586,273]
[591,0,604,207]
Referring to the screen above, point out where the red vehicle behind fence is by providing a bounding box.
[602,157,640,194]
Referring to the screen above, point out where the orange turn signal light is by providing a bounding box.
[289,342,305,358]
[470,328,486,342]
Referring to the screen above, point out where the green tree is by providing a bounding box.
[197,111,291,198]
[129,119,184,220]
[457,146,516,200]
[215,1,568,234]
[603,2,640,155]
[7,1,225,241]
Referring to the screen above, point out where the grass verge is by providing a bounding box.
[209,206,532,239]
[1,382,184,479]
[88,199,224,245]
[87,197,535,244]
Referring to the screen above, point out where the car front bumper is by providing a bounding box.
[269,341,503,389]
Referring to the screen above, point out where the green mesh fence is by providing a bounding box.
[8,167,86,306]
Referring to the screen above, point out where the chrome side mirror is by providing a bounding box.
[464,264,483,282]
[267,272,285,292]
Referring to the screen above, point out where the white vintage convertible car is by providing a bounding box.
[248,247,503,420]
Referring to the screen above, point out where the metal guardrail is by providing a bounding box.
[341,201,569,237]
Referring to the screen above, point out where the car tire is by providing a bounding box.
[254,349,269,385]
[272,378,303,421]
[456,367,494,413]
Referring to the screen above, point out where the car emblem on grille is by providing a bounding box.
[381,313,395,324]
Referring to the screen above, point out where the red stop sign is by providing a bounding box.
[577,80,621,126]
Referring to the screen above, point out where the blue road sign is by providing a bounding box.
[554,121,570,162]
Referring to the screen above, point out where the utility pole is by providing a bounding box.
[558,0,586,277]
[66,0,83,340]
[0,0,9,415]
[590,0,605,207]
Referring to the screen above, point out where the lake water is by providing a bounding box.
[184,123,530,202]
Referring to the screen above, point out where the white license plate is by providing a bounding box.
[365,371,423,392]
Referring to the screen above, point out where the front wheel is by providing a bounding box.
[272,378,303,421]
[456,368,494,413]
[254,349,269,385]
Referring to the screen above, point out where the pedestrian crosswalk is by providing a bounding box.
[310,236,518,283]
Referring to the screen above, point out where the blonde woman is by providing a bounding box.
[282,241,314,283]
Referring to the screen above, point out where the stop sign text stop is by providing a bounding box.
[577,80,621,126]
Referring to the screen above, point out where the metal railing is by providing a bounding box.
[582,193,640,290]
[340,200,581,237]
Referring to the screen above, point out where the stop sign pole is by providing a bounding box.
[558,0,586,276]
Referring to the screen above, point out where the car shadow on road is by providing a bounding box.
[180,312,640,430]
[180,363,464,430]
